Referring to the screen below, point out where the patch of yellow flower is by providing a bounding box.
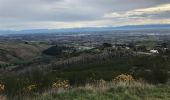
[25,84,37,91]
[52,80,69,89]
[114,74,134,82]
[0,83,5,93]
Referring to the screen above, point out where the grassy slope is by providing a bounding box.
[34,86,170,100]
[1,56,168,96]
[47,56,170,84]
[0,42,50,64]
[0,44,169,99]
[8,81,170,100]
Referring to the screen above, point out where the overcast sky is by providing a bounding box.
[0,0,170,30]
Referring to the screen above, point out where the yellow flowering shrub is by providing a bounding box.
[52,80,69,89]
[114,74,134,82]
[24,84,37,92]
[0,83,5,93]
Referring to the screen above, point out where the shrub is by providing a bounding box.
[52,80,70,89]
[114,74,134,82]
[152,69,168,84]
[103,43,112,48]
[0,83,5,93]
[24,84,37,92]
[140,69,169,84]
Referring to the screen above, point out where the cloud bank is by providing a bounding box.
[0,0,170,30]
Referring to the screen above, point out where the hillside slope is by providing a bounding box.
[0,42,50,64]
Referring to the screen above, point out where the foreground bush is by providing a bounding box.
[114,74,134,82]
[0,83,5,93]
[52,80,70,89]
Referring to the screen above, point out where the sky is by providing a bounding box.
[0,0,170,30]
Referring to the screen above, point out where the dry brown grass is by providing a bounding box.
[0,42,50,63]
[84,79,154,93]
[0,95,6,100]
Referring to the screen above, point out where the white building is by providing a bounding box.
[150,50,159,54]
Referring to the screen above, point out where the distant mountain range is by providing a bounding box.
[0,24,170,35]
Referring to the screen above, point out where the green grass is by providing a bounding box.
[6,81,170,100]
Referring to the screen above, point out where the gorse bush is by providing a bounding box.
[24,84,37,92]
[0,83,5,93]
[52,80,70,89]
[114,74,134,82]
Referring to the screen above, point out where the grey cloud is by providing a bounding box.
[0,0,170,29]
[148,11,170,19]
[0,0,170,22]
[129,12,170,19]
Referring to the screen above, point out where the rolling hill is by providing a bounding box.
[0,42,50,64]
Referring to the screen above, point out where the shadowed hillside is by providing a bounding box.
[0,42,50,64]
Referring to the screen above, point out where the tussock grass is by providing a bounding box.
[0,95,6,100]
[6,81,170,100]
